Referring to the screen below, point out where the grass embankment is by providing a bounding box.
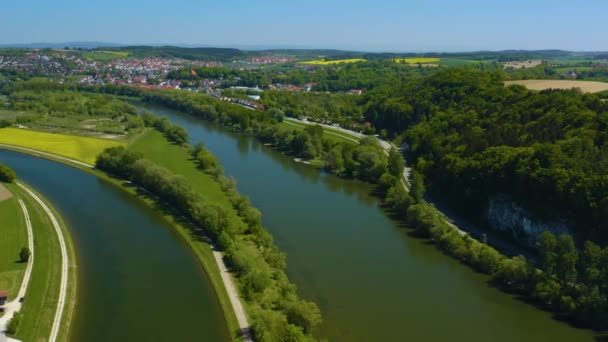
[0,128,125,164]
[505,79,608,93]
[1,183,77,342]
[129,130,244,340]
[298,58,366,65]
[0,187,25,304]
[280,120,360,145]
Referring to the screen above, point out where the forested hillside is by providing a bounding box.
[362,68,608,243]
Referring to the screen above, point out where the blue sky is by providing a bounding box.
[2,0,606,51]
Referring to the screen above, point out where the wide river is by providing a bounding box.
[0,149,230,341]
[138,103,595,342]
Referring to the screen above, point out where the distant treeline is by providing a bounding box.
[96,120,322,341]
[104,46,245,61]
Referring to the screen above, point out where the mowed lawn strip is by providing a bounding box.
[0,128,125,164]
[0,189,26,304]
[1,183,77,342]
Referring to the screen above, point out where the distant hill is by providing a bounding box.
[103,45,245,61]
[0,41,124,49]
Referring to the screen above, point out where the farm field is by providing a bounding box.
[393,57,441,64]
[502,60,543,69]
[505,79,608,93]
[0,128,125,164]
[554,66,594,73]
[298,58,367,65]
[437,58,487,67]
[80,51,130,61]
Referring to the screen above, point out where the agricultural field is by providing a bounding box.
[502,60,543,69]
[393,57,441,64]
[505,79,608,93]
[437,58,488,67]
[297,58,367,65]
[554,66,594,73]
[80,51,130,61]
[0,128,125,164]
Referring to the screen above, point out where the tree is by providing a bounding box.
[285,300,322,334]
[537,231,558,275]
[0,163,16,183]
[556,234,578,284]
[191,142,205,158]
[387,147,404,178]
[19,247,30,263]
[410,171,425,202]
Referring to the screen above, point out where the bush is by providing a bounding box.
[0,162,16,182]
[19,247,30,263]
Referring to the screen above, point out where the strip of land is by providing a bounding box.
[0,198,34,342]
[16,183,68,342]
[505,79,608,93]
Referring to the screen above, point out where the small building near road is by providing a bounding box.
[0,291,8,305]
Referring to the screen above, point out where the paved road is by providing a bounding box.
[17,183,68,342]
[0,198,35,342]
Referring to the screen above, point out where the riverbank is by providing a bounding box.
[0,141,244,341]
[0,182,78,342]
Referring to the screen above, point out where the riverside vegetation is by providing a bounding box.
[96,117,322,341]
[3,68,608,330]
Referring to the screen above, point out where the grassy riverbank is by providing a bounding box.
[0,185,26,304]
[1,183,77,342]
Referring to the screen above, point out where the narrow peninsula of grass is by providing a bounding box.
[0,186,26,304]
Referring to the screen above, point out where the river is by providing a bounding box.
[0,149,230,341]
[138,103,595,342]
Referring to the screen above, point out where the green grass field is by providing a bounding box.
[0,128,126,164]
[554,66,594,73]
[81,51,130,61]
[0,188,26,304]
[281,119,360,145]
[298,58,367,65]
[438,58,486,67]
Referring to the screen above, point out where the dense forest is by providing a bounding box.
[362,68,608,243]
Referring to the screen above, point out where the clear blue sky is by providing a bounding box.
[2,0,606,51]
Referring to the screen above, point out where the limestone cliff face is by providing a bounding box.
[487,194,570,246]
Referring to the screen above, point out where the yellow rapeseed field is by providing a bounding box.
[298,58,367,65]
[0,128,125,164]
[394,58,441,64]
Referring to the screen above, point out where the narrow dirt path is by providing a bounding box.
[212,249,253,342]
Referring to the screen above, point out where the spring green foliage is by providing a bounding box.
[362,67,608,243]
[0,162,16,182]
[96,124,322,341]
